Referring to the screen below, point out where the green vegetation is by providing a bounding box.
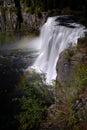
[0,0,87,34]
[21,0,87,16]
[55,62,87,130]
[0,73,54,130]
[66,47,75,62]
[16,73,54,130]
[0,1,87,130]
[0,33,14,45]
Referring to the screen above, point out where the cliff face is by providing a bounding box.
[56,48,84,86]
[56,34,87,86]
[40,36,87,130]
[0,10,47,33]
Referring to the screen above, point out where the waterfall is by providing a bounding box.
[27,16,87,83]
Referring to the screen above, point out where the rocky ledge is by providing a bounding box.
[40,35,87,130]
[56,47,84,86]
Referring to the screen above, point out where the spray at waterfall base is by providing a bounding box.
[26,16,87,83]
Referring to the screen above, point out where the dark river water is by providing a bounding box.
[0,48,38,88]
[0,47,39,129]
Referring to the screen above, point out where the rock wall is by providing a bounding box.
[22,12,48,31]
[56,47,85,86]
[40,36,87,130]
[0,10,48,33]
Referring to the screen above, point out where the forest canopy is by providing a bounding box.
[21,0,87,13]
[0,0,87,33]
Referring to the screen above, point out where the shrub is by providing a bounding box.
[9,5,17,12]
[24,7,31,13]
[0,33,13,45]
[16,73,54,130]
[56,62,87,130]
[67,47,75,62]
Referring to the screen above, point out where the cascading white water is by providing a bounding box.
[27,16,87,83]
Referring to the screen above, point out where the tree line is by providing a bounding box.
[0,0,87,33]
[21,0,87,13]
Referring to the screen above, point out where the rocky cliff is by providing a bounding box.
[56,48,84,86]
[56,34,87,86]
[40,35,87,130]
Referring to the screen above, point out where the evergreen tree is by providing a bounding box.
[14,0,23,30]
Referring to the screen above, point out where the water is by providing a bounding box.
[0,15,86,130]
[27,15,87,83]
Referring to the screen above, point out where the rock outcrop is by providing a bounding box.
[56,47,85,86]
[40,36,87,130]
[0,10,48,32]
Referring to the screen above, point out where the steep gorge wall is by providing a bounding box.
[56,35,87,86]
[56,48,84,86]
[40,35,87,130]
[0,10,47,33]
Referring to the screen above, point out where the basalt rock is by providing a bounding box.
[56,48,84,86]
